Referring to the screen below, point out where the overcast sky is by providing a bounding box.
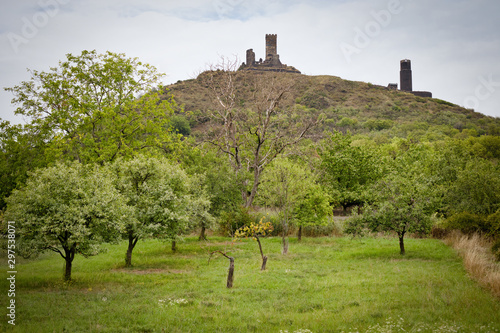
[1,0,500,124]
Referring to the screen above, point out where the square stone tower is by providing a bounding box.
[266,34,277,61]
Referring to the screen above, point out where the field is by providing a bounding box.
[1,236,500,332]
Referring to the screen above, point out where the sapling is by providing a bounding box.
[235,217,274,270]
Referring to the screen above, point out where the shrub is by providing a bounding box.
[171,115,191,136]
[492,241,500,262]
[486,209,500,239]
[445,212,488,234]
[218,206,253,237]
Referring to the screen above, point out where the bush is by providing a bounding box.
[445,212,488,234]
[486,209,500,238]
[218,206,253,237]
[492,241,500,262]
[431,225,449,239]
[171,115,191,136]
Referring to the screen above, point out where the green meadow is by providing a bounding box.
[1,236,499,332]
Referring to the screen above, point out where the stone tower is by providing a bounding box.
[400,59,412,92]
[265,34,277,60]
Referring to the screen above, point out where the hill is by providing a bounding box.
[165,71,500,142]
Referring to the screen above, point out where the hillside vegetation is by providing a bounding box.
[166,71,500,142]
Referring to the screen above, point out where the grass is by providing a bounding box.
[444,231,500,298]
[1,236,500,332]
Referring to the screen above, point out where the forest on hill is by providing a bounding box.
[1,51,499,284]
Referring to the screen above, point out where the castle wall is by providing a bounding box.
[240,34,301,74]
[411,91,432,98]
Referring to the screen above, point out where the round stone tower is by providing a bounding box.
[400,59,413,92]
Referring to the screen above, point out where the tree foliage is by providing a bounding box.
[0,120,49,210]
[5,162,130,280]
[345,174,434,255]
[5,50,180,165]
[293,186,331,240]
[257,157,324,252]
[319,131,382,211]
[110,155,206,266]
[234,217,273,270]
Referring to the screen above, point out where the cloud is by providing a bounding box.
[0,0,499,124]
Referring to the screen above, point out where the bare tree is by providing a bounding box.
[199,57,319,208]
[209,250,235,288]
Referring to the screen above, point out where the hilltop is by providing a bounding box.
[165,71,500,142]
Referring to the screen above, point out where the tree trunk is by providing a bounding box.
[282,236,289,255]
[227,256,235,288]
[125,235,139,267]
[261,256,268,271]
[245,168,261,208]
[298,225,302,242]
[199,225,207,241]
[172,240,177,252]
[63,245,75,282]
[64,256,73,282]
[399,235,405,255]
[256,236,267,270]
[282,209,289,255]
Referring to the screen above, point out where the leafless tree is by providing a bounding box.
[199,56,320,208]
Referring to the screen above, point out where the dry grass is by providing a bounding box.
[444,231,500,298]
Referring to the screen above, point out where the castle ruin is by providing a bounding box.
[389,59,432,98]
[239,34,301,74]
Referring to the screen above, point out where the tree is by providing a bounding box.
[446,158,500,216]
[199,57,320,207]
[5,162,129,281]
[0,120,49,210]
[179,146,241,240]
[4,50,180,165]
[234,217,274,270]
[257,157,316,254]
[319,131,382,212]
[345,173,435,255]
[209,251,235,288]
[111,155,203,266]
[293,186,331,241]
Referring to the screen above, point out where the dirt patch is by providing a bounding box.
[112,268,187,275]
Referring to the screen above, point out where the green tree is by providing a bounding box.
[179,146,242,240]
[111,155,204,266]
[258,157,319,254]
[345,174,434,255]
[5,162,129,281]
[4,50,180,165]
[293,186,331,241]
[447,158,500,216]
[0,120,49,210]
[345,141,443,255]
[319,131,382,212]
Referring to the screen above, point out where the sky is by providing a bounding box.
[1,0,500,124]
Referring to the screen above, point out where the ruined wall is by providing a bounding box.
[240,34,300,74]
[246,49,255,67]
